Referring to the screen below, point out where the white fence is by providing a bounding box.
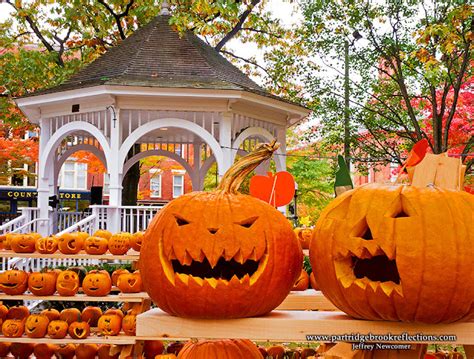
[0,207,41,235]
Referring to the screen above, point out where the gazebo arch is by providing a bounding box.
[232,127,285,171]
[119,118,224,175]
[40,122,112,176]
[55,143,107,181]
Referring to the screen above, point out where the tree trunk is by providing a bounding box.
[121,144,140,205]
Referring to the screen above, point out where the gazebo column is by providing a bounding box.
[37,118,52,236]
[218,112,233,176]
[107,107,122,233]
[191,140,202,190]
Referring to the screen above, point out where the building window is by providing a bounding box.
[150,170,162,198]
[59,161,88,190]
[103,173,110,195]
[172,175,184,198]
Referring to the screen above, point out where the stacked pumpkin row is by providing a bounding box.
[0,342,119,359]
[0,268,142,296]
[0,304,138,339]
[1,229,143,255]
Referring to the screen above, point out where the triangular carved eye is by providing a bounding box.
[236,217,258,228]
[174,215,190,226]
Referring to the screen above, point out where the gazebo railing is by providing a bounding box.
[0,207,40,235]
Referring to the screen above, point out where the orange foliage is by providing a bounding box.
[74,151,106,175]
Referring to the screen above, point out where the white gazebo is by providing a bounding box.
[14,9,309,236]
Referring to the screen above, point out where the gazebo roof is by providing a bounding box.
[23,15,277,100]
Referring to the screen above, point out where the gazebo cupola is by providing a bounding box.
[15,6,310,235]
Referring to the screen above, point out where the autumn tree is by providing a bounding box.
[300,0,473,173]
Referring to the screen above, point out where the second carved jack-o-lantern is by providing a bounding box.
[84,236,109,255]
[2,319,25,337]
[35,236,58,254]
[58,232,87,254]
[98,314,122,336]
[140,142,302,318]
[56,270,80,296]
[0,269,29,295]
[108,233,131,255]
[82,270,112,296]
[47,320,69,339]
[130,231,144,252]
[68,321,90,339]
[9,233,38,253]
[310,184,474,323]
[121,313,136,335]
[25,314,50,338]
[117,271,142,293]
[28,270,57,296]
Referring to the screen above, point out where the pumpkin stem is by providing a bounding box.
[217,140,280,194]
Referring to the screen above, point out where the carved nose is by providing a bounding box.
[208,228,219,234]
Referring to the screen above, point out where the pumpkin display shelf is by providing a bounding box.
[0,248,150,359]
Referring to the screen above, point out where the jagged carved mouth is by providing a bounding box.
[172,257,259,281]
[160,242,268,287]
[335,245,402,296]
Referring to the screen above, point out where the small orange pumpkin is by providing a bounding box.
[82,270,112,296]
[117,270,143,293]
[28,270,57,296]
[7,305,30,320]
[56,270,80,296]
[0,304,9,320]
[178,339,262,358]
[108,232,131,255]
[34,343,58,359]
[130,231,144,252]
[47,320,69,339]
[68,321,90,339]
[98,314,122,336]
[60,308,81,325]
[41,308,60,322]
[292,270,310,291]
[35,236,58,254]
[94,229,113,239]
[104,308,124,318]
[9,233,38,253]
[84,236,109,255]
[266,345,286,359]
[10,343,35,359]
[112,268,130,286]
[76,343,99,359]
[55,344,76,359]
[143,340,165,358]
[25,314,50,338]
[122,313,136,335]
[295,228,313,250]
[2,319,25,337]
[98,344,120,359]
[82,306,103,326]
[57,232,86,254]
[0,269,29,295]
[157,355,177,359]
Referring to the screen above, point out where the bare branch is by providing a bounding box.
[97,0,135,40]
[215,0,261,51]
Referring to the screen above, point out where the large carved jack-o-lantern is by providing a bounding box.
[310,184,474,323]
[141,142,302,318]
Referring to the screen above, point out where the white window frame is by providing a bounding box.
[149,169,162,198]
[59,160,88,190]
[172,172,185,198]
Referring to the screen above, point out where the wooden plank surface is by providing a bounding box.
[0,250,140,260]
[276,290,337,311]
[0,334,136,345]
[0,292,148,302]
[137,309,474,344]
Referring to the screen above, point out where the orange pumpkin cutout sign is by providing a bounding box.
[249,171,295,207]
